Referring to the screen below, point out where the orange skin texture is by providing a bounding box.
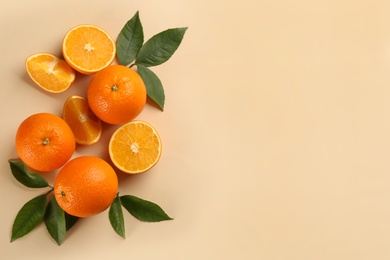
[87,65,147,124]
[54,156,118,218]
[15,113,76,172]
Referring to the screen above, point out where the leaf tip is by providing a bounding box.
[165,216,174,221]
[179,27,188,34]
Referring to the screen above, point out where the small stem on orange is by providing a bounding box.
[111,85,118,92]
[42,137,50,145]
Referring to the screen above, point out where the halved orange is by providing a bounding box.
[25,53,76,93]
[109,120,162,174]
[62,24,116,75]
[62,95,102,145]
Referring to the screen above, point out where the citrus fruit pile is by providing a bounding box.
[22,24,162,175]
[9,11,186,245]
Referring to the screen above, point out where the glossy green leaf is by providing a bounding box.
[137,64,165,110]
[116,11,144,66]
[120,195,173,222]
[11,194,47,242]
[45,196,66,245]
[109,196,125,238]
[65,212,78,231]
[136,27,188,67]
[9,159,49,188]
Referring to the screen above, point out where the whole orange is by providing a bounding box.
[15,113,75,172]
[54,156,118,218]
[87,64,147,124]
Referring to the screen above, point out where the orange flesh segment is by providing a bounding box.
[26,53,75,93]
[109,121,162,174]
[63,95,102,145]
[63,25,115,74]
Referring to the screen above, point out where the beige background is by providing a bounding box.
[1,0,390,259]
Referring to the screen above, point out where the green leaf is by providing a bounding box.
[116,11,144,66]
[45,196,66,245]
[11,194,47,242]
[109,196,125,238]
[120,195,173,222]
[137,64,165,110]
[9,159,49,188]
[136,27,188,67]
[65,212,78,231]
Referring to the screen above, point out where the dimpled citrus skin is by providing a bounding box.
[54,156,118,218]
[87,65,147,124]
[15,113,76,172]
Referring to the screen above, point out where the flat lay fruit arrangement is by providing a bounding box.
[8,11,187,245]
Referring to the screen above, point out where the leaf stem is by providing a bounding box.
[46,187,54,196]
